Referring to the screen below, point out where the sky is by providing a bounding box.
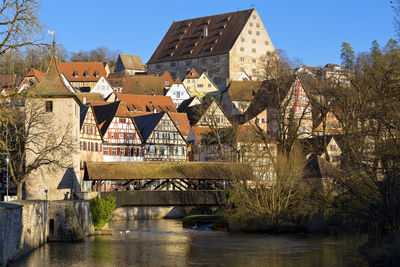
[41,0,395,67]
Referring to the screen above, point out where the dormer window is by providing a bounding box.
[73,71,79,78]
[203,27,208,38]
[84,71,89,78]
[94,71,99,78]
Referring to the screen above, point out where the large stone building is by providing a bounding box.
[147,9,276,90]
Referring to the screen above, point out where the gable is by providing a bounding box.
[91,76,114,98]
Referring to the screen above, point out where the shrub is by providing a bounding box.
[90,196,116,230]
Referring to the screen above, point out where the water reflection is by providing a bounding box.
[12,220,368,267]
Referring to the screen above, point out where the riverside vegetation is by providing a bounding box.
[89,196,116,231]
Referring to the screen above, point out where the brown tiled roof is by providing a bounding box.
[236,125,271,143]
[59,62,107,82]
[0,74,16,89]
[33,57,79,99]
[84,161,253,180]
[117,93,177,113]
[185,68,200,79]
[147,9,254,64]
[76,93,105,104]
[26,69,45,82]
[169,112,191,136]
[117,76,165,95]
[118,54,146,71]
[226,80,263,101]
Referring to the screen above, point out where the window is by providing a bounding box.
[177,147,183,156]
[95,143,99,152]
[159,146,164,155]
[45,101,53,112]
[91,126,95,134]
[169,146,174,155]
[165,81,169,86]
[240,67,244,72]
[240,47,244,52]
[241,37,245,42]
[169,133,174,140]
[120,148,125,156]
[103,146,108,155]
[177,92,180,98]
[149,145,155,154]
[198,84,203,88]
[170,62,176,67]
[256,31,260,36]
[249,22,253,27]
[164,120,169,127]
[248,30,252,35]
[256,23,260,28]
[120,118,126,123]
[265,41,269,46]
[186,60,192,66]
[208,84,211,87]
[330,144,336,151]
[252,69,257,75]
[252,15,257,19]
[112,147,117,155]
[252,48,256,53]
[252,59,256,63]
[120,133,124,139]
[83,141,87,151]
[240,57,244,62]
[252,39,256,44]
[156,64,161,69]
[158,132,163,139]
[328,113,334,119]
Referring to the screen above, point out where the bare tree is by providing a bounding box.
[0,91,76,199]
[0,0,43,56]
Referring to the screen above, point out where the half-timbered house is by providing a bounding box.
[133,112,188,162]
[93,101,144,162]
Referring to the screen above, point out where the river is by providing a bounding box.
[11,219,368,266]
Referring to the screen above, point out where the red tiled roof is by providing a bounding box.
[117,93,177,113]
[161,71,174,86]
[185,68,200,79]
[59,62,107,82]
[168,112,191,136]
[191,126,212,142]
[26,69,45,82]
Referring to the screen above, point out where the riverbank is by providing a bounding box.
[0,200,93,266]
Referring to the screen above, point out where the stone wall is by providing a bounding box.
[0,200,93,266]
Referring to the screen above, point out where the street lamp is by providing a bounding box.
[1,152,10,201]
[5,155,8,200]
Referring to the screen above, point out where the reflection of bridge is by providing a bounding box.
[84,161,253,207]
[100,191,227,208]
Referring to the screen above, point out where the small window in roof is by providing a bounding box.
[149,100,153,104]
[200,48,204,53]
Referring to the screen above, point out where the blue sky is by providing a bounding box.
[41,0,395,67]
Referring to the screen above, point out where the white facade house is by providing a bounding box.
[165,83,191,108]
[91,76,114,98]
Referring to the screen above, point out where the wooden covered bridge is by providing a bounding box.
[83,161,253,207]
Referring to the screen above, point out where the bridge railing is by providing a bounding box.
[100,190,228,207]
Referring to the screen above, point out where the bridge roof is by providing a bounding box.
[84,161,253,181]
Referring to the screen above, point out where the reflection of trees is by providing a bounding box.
[91,236,116,266]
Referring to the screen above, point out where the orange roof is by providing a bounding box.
[185,68,200,79]
[26,68,45,82]
[117,93,177,113]
[191,126,212,142]
[168,112,191,136]
[161,71,174,86]
[59,62,107,82]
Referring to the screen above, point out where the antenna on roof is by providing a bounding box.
[48,30,56,56]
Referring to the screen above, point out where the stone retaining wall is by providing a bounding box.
[0,200,93,266]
